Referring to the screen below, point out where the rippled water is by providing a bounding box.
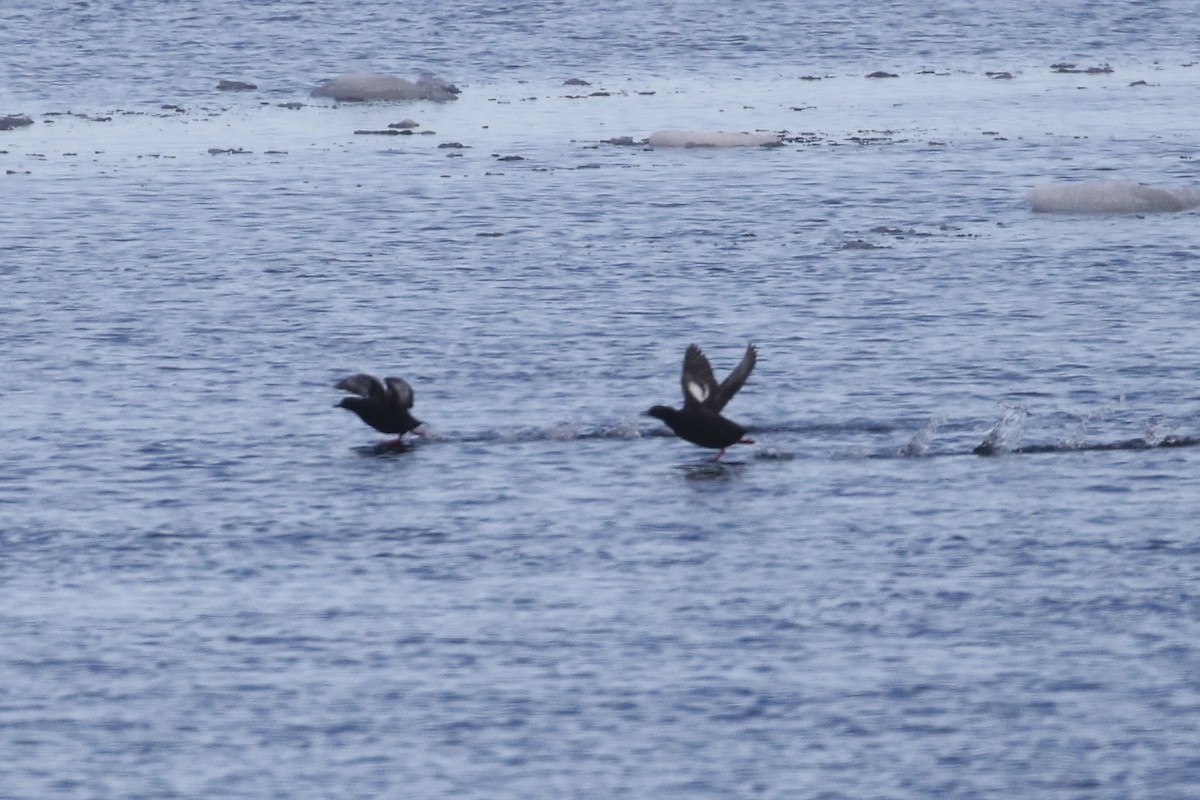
[4,2,1200,798]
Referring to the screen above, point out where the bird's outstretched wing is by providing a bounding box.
[383,377,415,409]
[710,343,756,412]
[336,373,386,401]
[681,344,719,410]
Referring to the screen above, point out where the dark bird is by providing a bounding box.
[645,343,757,459]
[335,374,423,443]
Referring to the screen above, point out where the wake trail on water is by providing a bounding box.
[349,410,1200,460]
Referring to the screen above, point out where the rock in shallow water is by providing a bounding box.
[0,114,34,130]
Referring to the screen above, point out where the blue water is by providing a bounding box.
[4,2,1200,798]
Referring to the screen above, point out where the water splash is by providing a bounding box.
[898,417,941,457]
[973,405,1029,456]
[754,447,795,461]
[1061,402,1118,449]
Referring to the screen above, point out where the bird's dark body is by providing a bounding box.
[646,343,757,457]
[335,374,422,437]
[646,405,747,450]
[336,396,419,435]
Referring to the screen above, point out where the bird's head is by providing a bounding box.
[644,405,676,422]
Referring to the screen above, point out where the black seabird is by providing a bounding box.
[645,343,757,460]
[335,374,423,443]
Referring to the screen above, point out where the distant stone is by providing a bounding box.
[866,71,899,79]
[389,118,420,129]
[217,80,258,91]
[563,77,591,86]
[986,71,1014,80]
[0,114,34,130]
[312,73,460,102]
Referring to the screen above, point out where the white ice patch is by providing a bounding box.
[1027,180,1200,214]
[311,73,460,102]
[647,130,782,148]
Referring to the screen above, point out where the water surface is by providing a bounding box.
[4,2,1200,798]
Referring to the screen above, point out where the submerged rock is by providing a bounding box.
[0,114,34,130]
[311,73,460,102]
[217,80,258,91]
